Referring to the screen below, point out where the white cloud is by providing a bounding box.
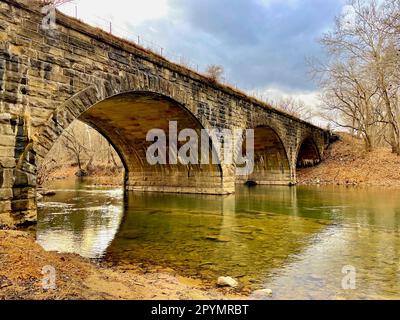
[248,86,320,107]
[57,0,340,126]
[59,0,169,31]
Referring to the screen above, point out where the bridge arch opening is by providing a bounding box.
[37,91,226,195]
[237,126,291,186]
[297,137,321,168]
[37,120,126,186]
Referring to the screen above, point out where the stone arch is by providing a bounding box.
[25,74,216,168]
[250,114,292,163]
[11,80,233,226]
[237,123,292,185]
[78,91,225,194]
[296,135,321,168]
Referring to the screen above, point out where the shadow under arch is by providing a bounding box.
[237,125,292,185]
[18,89,230,201]
[296,136,321,168]
[78,91,225,194]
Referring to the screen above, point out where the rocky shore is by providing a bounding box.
[0,229,243,300]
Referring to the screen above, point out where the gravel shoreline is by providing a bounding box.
[0,229,243,300]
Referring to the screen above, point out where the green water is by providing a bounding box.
[37,180,400,299]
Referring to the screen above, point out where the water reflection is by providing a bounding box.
[37,180,124,258]
[37,181,400,298]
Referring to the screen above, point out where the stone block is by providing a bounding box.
[11,198,36,212]
[2,169,14,188]
[0,157,16,168]
[0,199,11,212]
[0,188,12,200]
[0,134,15,147]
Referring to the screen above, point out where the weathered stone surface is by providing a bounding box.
[0,188,12,200]
[11,198,36,211]
[0,134,15,147]
[0,0,330,227]
[2,168,14,188]
[0,200,11,212]
[0,157,15,168]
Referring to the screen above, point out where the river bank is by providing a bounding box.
[40,164,124,187]
[43,133,400,189]
[0,229,243,300]
[6,133,400,300]
[297,133,400,187]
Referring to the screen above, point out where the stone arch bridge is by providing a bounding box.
[0,0,330,227]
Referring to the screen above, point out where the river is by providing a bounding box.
[36,179,400,299]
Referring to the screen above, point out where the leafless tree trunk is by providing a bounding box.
[61,130,86,172]
[205,65,224,82]
[268,97,314,121]
[311,0,400,152]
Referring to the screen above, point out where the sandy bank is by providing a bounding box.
[0,230,243,300]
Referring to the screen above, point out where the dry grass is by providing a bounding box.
[298,133,400,187]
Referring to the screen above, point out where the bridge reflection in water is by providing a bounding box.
[37,181,400,299]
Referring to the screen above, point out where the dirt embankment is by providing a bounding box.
[0,230,242,300]
[298,133,400,187]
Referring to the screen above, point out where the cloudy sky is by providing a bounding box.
[60,0,347,122]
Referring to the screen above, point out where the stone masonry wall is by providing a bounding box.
[0,0,329,227]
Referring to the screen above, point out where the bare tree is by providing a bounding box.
[205,64,224,82]
[317,59,384,151]
[38,119,124,183]
[311,0,400,152]
[269,97,313,121]
[37,158,57,185]
[61,126,90,176]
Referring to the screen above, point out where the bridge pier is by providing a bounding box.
[126,170,235,195]
[0,115,37,228]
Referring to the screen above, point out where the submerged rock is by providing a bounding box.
[38,190,56,197]
[217,276,238,288]
[205,236,231,243]
[244,180,257,187]
[75,169,88,177]
[199,262,214,267]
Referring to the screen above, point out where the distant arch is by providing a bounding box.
[296,136,321,168]
[237,125,291,185]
